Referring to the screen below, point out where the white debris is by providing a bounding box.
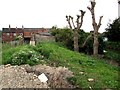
[103,37,108,42]
[103,50,107,53]
[30,41,35,46]
[88,78,94,82]
[79,72,84,75]
[4,64,11,68]
[38,73,48,83]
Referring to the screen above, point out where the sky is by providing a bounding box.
[0,0,118,32]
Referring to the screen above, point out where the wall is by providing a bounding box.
[35,34,55,43]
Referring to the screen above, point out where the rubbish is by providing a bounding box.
[103,50,107,53]
[30,41,35,46]
[79,72,84,75]
[88,78,94,82]
[38,73,48,83]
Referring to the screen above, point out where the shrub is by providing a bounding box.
[105,17,120,42]
[51,27,73,50]
[104,50,120,63]
[11,48,43,65]
[105,41,120,52]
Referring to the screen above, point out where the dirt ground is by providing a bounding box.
[0,64,74,89]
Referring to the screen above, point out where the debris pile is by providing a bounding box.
[0,64,74,89]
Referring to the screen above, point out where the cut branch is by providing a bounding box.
[71,16,76,29]
[97,16,103,30]
[76,15,80,30]
[78,10,85,29]
[66,15,72,29]
[82,34,92,47]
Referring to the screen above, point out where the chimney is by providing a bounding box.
[16,27,17,30]
[9,24,11,30]
[22,25,24,30]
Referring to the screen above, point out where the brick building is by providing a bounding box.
[2,25,50,43]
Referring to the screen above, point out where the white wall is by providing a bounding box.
[118,4,120,17]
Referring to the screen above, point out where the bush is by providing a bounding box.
[51,27,74,50]
[104,50,120,63]
[105,17,120,42]
[11,48,42,65]
[105,41,120,52]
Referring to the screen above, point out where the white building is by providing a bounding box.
[118,0,120,17]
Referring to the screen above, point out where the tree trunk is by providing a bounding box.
[74,30,79,52]
[93,30,99,56]
[87,1,103,57]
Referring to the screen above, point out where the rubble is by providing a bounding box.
[0,64,74,89]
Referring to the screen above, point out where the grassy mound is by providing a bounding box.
[35,42,119,89]
[2,42,120,89]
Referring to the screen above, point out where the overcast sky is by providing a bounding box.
[0,0,118,32]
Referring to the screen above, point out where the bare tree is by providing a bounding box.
[87,0,103,56]
[66,10,85,52]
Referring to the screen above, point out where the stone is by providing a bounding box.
[88,78,94,82]
[79,72,84,75]
[38,73,48,83]
[4,64,11,68]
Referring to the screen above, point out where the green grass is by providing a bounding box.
[2,43,37,65]
[35,42,119,89]
[2,42,120,89]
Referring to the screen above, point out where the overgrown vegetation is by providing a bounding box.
[105,17,120,42]
[103,41,120,63]
[103,17,120,63]
[2,42,119,89]
[51,27,105,55]
[2,43,44,65]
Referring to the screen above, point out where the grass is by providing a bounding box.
[2,42,120,89]
[2,43,38,65]
[35,42,119,89]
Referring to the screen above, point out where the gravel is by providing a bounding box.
[0,64,74,89]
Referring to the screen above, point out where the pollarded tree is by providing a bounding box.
[66,10,85,52]
[87,0,103,56]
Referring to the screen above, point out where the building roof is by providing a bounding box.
[2,28,23,33]
[2,28,50,33]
